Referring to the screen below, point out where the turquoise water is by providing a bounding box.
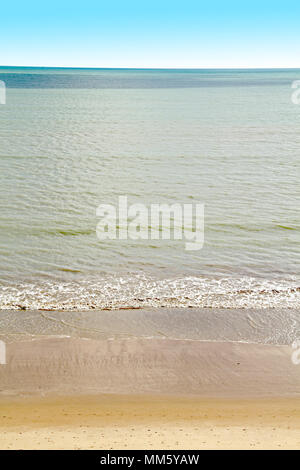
[0,68,299,310]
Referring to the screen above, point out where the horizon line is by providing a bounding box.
[1,65,300,71]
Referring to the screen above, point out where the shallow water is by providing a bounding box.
[0,308,299,346]
[0,68,299,310]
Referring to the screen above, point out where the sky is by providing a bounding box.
[1,0,300,68]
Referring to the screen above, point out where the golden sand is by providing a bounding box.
[0,395,300,449]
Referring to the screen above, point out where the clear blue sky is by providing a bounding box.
[1,0,300,68]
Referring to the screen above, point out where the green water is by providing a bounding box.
[0,68,299,310]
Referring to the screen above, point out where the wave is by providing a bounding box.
[0,274,299,311]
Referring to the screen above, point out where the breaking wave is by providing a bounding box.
[0,274,299,311]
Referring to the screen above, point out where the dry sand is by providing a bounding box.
[0,395,300,450]
[0,337,299,449]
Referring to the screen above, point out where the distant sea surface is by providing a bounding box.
[0,67,299,310]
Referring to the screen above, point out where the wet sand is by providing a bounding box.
[0,337,299,397]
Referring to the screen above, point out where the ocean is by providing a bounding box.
[0,67,299,311]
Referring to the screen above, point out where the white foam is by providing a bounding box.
[0,274,299,310]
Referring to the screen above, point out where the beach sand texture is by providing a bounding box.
[0,337,299,449]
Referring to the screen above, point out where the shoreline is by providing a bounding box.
[0,307,299,346]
